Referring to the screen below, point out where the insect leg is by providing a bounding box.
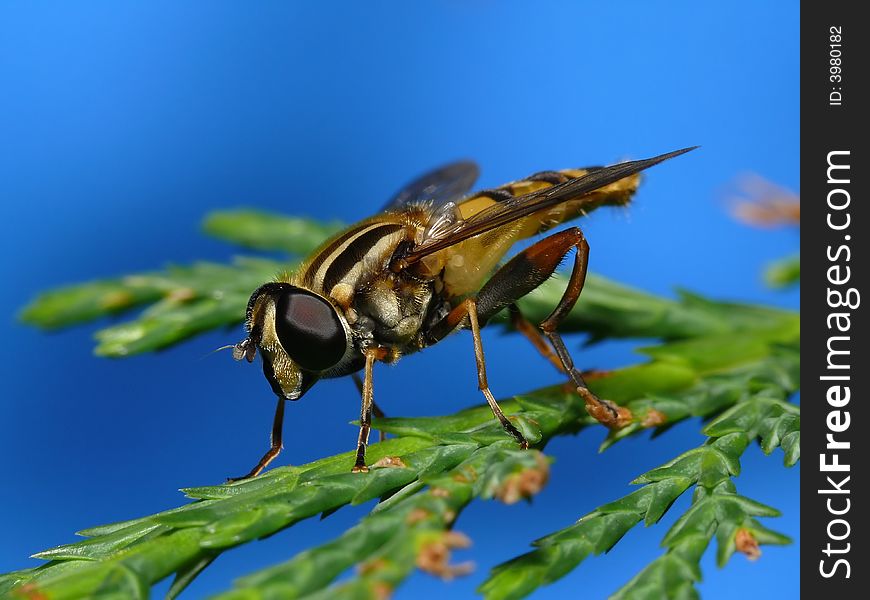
[538,232,630,427]
[474,227,630,429]
[352,372,387,442]
[352,349,378,473]
[508,303,566,373]
[228,396,286,481]
[460,298,529,448]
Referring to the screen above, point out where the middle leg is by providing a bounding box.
[466,298,529,448]
[467,227,631,429]
[429,297,529,447]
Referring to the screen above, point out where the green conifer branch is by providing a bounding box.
[7,211,800,599]
[479,380,798,600]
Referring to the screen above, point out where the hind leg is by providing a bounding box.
[508,304,566,374]
[436,227,631,429]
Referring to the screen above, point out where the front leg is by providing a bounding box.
[228,396,286,481]
[352,348,379,473]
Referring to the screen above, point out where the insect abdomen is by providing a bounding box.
[436,167,642,300]
[461,167,641,239]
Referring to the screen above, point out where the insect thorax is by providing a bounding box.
[348,274,435,356]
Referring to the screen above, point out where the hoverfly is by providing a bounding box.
[231,147,695,479]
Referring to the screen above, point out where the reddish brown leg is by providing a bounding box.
[536,232,630,428]
[437,227,630,430]
[508,303,566,374]
[229,396,286,481]
[508,304,631,428]
[352,372,386,442]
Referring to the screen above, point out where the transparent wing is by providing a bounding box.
[395,147,697,267]
[381,160,480,212]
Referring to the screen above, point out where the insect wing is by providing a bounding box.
[381,160,480,212]
[398,147,697,266]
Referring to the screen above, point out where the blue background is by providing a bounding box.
[0,2,799,598]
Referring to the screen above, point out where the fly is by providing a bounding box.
[230,147,696,478]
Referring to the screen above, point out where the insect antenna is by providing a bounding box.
[199,344,238,361]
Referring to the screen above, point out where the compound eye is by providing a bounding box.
[274,289,347,372]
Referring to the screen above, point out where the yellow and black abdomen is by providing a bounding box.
[436,168,642,300]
